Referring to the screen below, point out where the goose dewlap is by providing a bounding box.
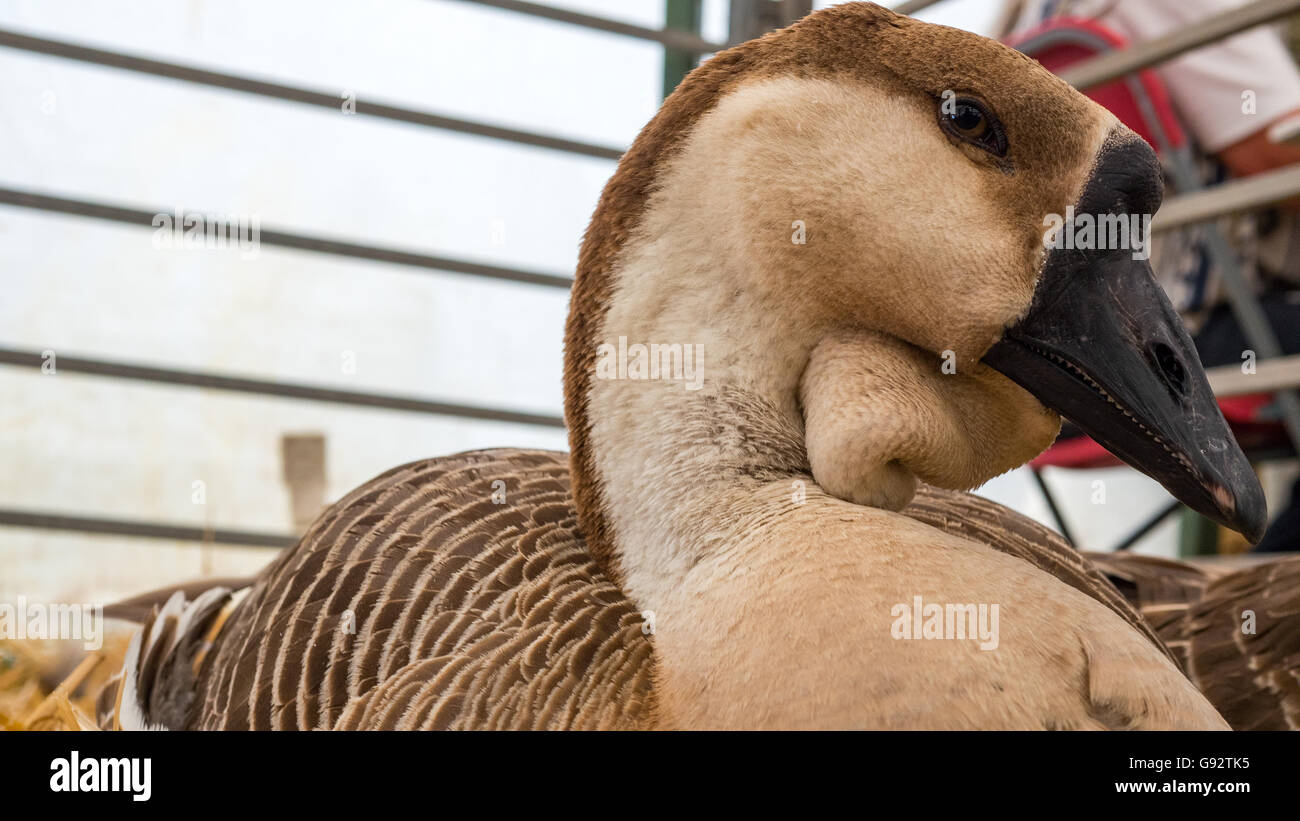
[96,3,1264,730]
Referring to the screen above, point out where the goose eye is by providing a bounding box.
[939,98,1007,157]
[951,104,987,136]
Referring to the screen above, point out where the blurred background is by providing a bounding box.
[2,0,1298,619]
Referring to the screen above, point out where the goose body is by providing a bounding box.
[105,449,1186,729]
[101,3,1273,729]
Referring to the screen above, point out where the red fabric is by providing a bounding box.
[1219,394,1291,453]
[1220,393,1272,422]
[1030,435,1121,470]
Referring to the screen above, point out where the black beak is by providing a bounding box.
[983,136,1267,543]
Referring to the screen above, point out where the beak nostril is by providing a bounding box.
[1150,342,1187,397]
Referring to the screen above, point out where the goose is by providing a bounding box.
[95,2,1270,730]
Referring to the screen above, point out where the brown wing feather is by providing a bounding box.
[159,450,1180,729]
[1084,552,1212,609]
[1082,551,1300,730]
[1186,557,1300,730]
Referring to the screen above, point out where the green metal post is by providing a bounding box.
[663,0,703,99]
[1178,508,1220,557]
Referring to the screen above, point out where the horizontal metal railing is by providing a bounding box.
[452,0,730,53]
[0,347,567,428]
[0,187,573,290]
[1206,353,1300,398]
[0,508,296,549]
[1153,162,1300,232]
[0,28,625,160]
[1060,0,1300,90]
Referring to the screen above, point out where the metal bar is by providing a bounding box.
[893,0,948,15]
[1060,0,1300,91]
[1206,353,1300,396]
[0,187,574,290]
[1153,162,1300,233]
[1112,499,1182,552]
[0,347,568,429]
[0,28,624,161]
[451,0,729,53]
[0,508,295,548]
[1030,468,1076,547]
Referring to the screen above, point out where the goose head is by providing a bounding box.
[566,2,1266,593]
